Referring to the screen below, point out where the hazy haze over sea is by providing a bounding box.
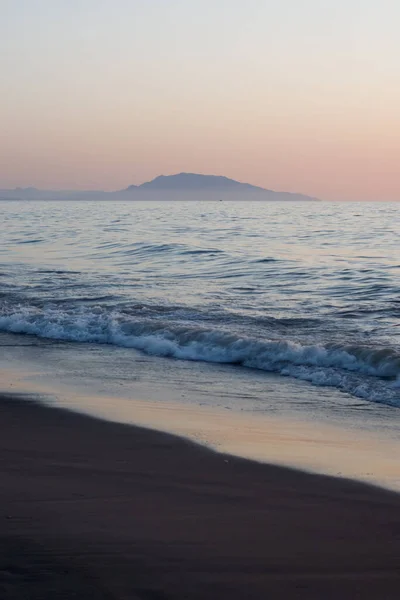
[1,199,399,435]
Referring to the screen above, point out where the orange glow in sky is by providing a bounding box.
[1,1,400,200]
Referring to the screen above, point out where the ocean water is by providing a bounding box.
[0,199,399,424]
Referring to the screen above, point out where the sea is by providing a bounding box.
[1,199,400,483]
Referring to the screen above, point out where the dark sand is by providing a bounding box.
[1,394,400,599]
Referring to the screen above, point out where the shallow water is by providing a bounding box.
[1,199,399,410]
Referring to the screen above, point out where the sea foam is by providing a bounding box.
[0,302,399,406]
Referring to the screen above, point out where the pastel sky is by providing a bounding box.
[1,0,400,200]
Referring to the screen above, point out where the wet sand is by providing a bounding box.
[1,393,400,599]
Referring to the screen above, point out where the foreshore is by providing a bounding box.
[1,392,400,599]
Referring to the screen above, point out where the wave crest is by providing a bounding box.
[0,302,399,406]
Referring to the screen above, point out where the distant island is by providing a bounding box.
[0,173,319,201]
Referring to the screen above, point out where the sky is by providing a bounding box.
[1,0,400,200]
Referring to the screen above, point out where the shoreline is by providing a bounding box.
[2,361,400,492]
[2,392,400,598]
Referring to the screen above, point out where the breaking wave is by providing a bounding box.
[0,302,399,406]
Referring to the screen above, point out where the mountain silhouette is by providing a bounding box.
[130,173,267,192]
[0,173,319,201]
[122,173,318,200]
